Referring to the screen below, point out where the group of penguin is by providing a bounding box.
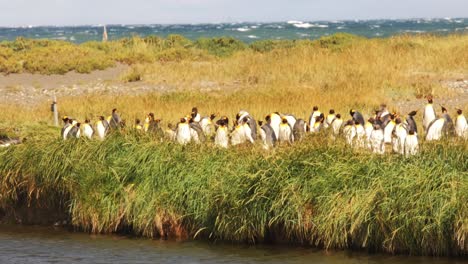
[61,98,467,156]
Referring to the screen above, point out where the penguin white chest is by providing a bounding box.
[384,122,395,144]
[426,119,445,141]
[96,123,106,140]
[83,124,94,139]
[279,124,292,143]
[177,124,191,145]
[215,127,229,148]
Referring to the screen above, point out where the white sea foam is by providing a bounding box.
[287,20,303,24]
[236,28,250,32]
[247,35,258,39]
[293,23,328,29]
[337,26,345,29]
[250,25,258,29]
[70,36,76,41]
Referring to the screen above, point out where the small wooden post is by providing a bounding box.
[53,94,58,127]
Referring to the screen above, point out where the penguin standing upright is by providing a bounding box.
[441,106,455,137]
[455,109,468,139]
[68,121,81,139]
[392,117,407,154]
[134,119,143,131]
[109,108,122,130]
[165,123,177,141]
[176,117,191,145]
[364,117,374,149]
[349,109,365,126]
[96,116,109,140]
[404,129,419,157]
[354,120,366,148]
[259,118,277,150]
[293,119,307,141]
[324,109,336,129]
[426,117,445,141]
[191,107,201,122]
[282,114,297,130]
[423,96,436,132]
[214,117,229,148]
[82,119,94,139]
[266,112,282,140]
[278,117,294,144]
[189,118,206,143]
[383,114,396,144]
[308,106,322,132]
[405,111,418,135]
[370,124,385,154]
[241,117,255,144]
[231,119,247,146]
[330,114,343,138]
[61,116,71,139]
[311,114,324,133]
[236,110,257,141]
[63,119,75,140]
[200,114,216,137]
[343,120,356,146]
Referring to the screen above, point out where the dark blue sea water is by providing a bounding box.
[0,18,466,43]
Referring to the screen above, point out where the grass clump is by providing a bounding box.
[0,134,466,256]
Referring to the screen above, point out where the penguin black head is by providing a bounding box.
[368,117,375,123]
[346,120,354,126]
[354,120,360,125]
[112,108,117,113]
[456,109,462,115]
[242,117,249,124]
[135,119,141,125]
[148,112,155,119]
[373,124,381,130]
[395,117,402,124]
[76,123,81,128]
[99,116,105,121]
[222,116,229,124]
[427,96,433,104]
[390,113,395,120]
[408,129,415,135]
[83,119,89,124]
[441,106,447,113]
[329,109,335,114]
[349,109,355,116]
[408,110,417,117]
[265,114,271,123]
[68,119,73,124]
[281,118,288,124]
[235,113,241,121]
[62,116,69,123]
[210,113,216,120]
[258,120,263,126]
[180,118,186,123]
[313,106,319,111]
[336,114,341,119]
[191,107,198,113]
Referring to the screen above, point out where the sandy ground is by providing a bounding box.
[0,65,467,113]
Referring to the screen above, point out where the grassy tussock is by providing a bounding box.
[0,134,467,256]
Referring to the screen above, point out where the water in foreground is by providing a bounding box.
[0,225,464,264]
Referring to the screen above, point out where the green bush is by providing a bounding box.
[195,37,246,57]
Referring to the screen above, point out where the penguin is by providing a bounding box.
[278,117,294,144]
[311,113,324,133]
[231,120,247,146]
[282,114,297,130]
[146,113,163,136]
[308,106,322,132]
[241,117,255,144]
[96,116,109,140]
[349,109,365,126]
[165,123,177,141]
[62,119,75,140]
[236,110,257,141]
[200,114,216,137]
[68,122,81,139]
[330,114,343,138]
[440,106,455,136]
[189,118,206,144]
[176,117,191,145]
[61,116,71,139]
[343,120,356,146]
[82,119,94,139]
[324,109,336,129]
[404,129,419,157]
[134,119,143,131]
[259,119,277,150]
[354,120,366,148]
[405,110,418,135]
[214,117,229,148]
[191,107,201,122]
[426,113,446,141]
[364,117,375,149]
[392,117,407,155]
[423,96,436,132]
[383,114,396,144]
[266,112,282,140]
[293,119,307,141]
[455,109,468,139]
[109,108,122,130]
[376,104,390,121]
[370,124,385,154]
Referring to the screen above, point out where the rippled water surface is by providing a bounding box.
[0,225,466,264]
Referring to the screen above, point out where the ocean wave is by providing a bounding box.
[247,35,259,39]
[287,20,303,24]
[236,28,250,32]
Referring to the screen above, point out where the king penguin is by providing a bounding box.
[82,119,94,139]
[354,120,366,148]
[189,117,206,143]
[200,114,216,137]
[426,107,446,141]
[365,117,375,149]
[370,124,385,154]
[236,110,257,141]
[423,96,436,132]
[308,106,322,132]
[259,118,277,150]
[266,112,282,140]
[278,117,294,144]
[96,116,109,140]
[405,111,418,135]
[191,107,201,122]
[214,116,229,148]
[330,114,343,138]
[343,120,356,146]
[349,109,365,126]
[404,129,419,157]
[324,109,336,129]
[68,121,81,139]
[383,114,396,144]
[392,117,407,155]
[176,117,192,145]
[109,108,122,130]
[61,116,71,139]
[63,119,75,140]
[455,109,468,139]
[231,119,247,146]
[293,119,307,141]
